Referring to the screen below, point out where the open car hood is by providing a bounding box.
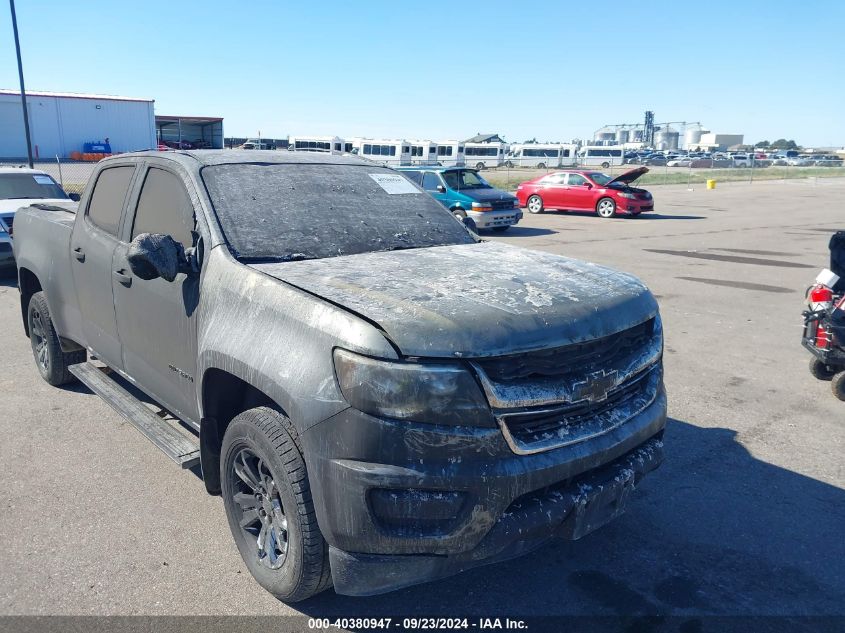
[248,242,658,358]
[606,167,648,186]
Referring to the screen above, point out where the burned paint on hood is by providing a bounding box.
[248,241,657,358]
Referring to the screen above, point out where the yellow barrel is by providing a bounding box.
[706,179,716,189]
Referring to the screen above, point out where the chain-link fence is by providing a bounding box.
[0,158,97,196]
[477,158,845,192]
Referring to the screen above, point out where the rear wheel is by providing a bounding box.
[832,371,845,401]
[536,162,546,170]
[221,407,332,602]
[601,162,610,169]
[475,162,485,171]
[527,195,544,214]
[809,357,837,381]
[596,197,617,218]
[27,291,85,386]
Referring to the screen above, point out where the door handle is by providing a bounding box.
[113,269,132,287]
[72,247,85,262]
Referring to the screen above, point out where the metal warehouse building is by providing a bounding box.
[0,89,156,159]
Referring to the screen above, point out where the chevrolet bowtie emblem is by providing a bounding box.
[572,369,618,403]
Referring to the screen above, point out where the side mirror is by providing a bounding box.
[67,192,81,202]
[584,182,593,188]
[436,185,447,193]
[127,233,185,282]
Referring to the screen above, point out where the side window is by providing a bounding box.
[402,171,423,186]
[567,174,588,186]
[422,172,441,191]
[542,173,566,185]
[87,166,135,236]
[131,168,195,246]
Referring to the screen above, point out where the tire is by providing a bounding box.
[505,161,514,168]
[492,226,510,232]
[809,357,837,381]
[27,291,85,386]
[536,163,546,170]
[596,197,617,218]
[601,162,610,169]
[452,208,467,220]
[527,195,544,214]
[475,162,485,171]
[832,371,845,401]
[221,407,332,602]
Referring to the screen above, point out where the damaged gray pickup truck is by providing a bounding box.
[13,150,666,601]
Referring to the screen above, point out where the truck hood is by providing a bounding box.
[248,242,658,358]
[0,198,75,214]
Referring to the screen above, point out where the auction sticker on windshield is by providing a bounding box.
[33,175,54,185]
[369,173,419,195]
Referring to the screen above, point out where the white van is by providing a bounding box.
[350,139,411,167]
[288,136,352,153]
[464,142,507,170]
[434,141,466,167]
[408,140,439,166]
[578,146,624,168]
[505,144,577,169]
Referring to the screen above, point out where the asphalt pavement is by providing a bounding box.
[1,177,843,621]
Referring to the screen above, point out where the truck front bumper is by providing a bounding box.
[303,387,666,596]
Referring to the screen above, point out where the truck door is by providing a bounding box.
[70,165,136,370]
[112,165,200,423]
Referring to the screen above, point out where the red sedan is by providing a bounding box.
[516,167,653,218]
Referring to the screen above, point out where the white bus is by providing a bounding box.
[288,136,352,153]
[434,140,466,167]
[504,144,577,169]
[577,145,624,168]
[349,138,411,167]
[464,142,508,170]
[407,140,438,166]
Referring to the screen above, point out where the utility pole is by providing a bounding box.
[9,0,34,167]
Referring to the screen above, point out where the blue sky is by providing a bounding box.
[1,0,843,146]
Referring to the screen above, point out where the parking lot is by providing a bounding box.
[1,178,843,621]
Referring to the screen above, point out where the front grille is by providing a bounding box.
[476,317,656,382]
[491,199,516,210]
[498,366,661,453]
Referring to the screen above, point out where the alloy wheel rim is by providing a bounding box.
[528,198,541,212]
[30,309,49,371]
[599,201,614,216]
[231,448,289,570]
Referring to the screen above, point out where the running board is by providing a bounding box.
[69,362,201,469]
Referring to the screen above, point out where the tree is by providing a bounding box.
[770,138,800,150]
[755,140,770,148]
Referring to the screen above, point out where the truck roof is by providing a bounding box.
[105,149,369,168]
[0,167,52,175]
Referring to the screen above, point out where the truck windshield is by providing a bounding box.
[202,163,476,261]
[0,173,68,200]
[441,170,491,191]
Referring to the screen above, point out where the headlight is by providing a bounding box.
[619,192,637,199]
[471,202,493,212]
[333,349,494,427]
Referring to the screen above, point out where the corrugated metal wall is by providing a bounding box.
[0,93,156,159]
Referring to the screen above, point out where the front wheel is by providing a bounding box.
[596,197,617,218]
[527,195,544,214]
[221,407,332,602]
[27,291,85,386]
